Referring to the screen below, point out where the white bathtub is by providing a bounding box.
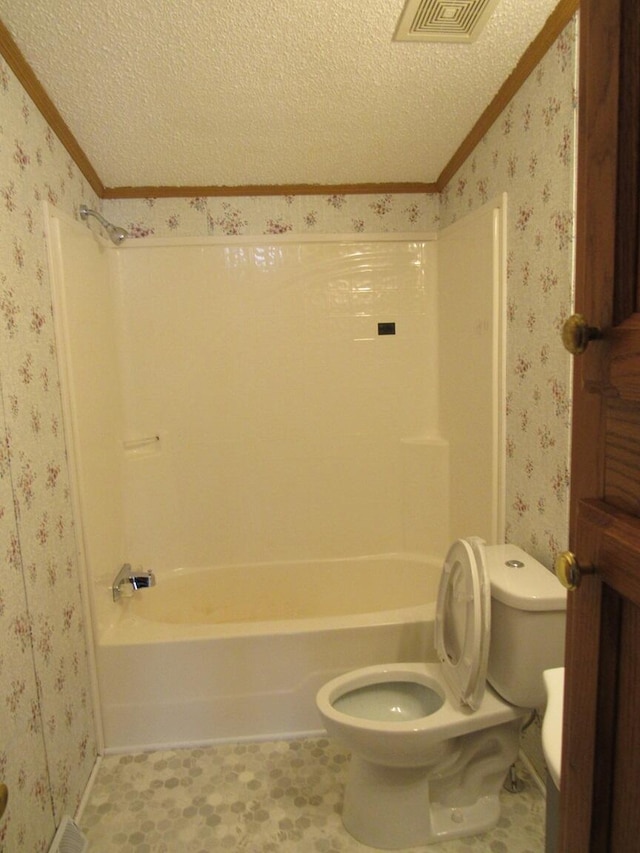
[96,553,440,752]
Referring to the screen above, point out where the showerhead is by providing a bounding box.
[104,223,129,245]
[79,204,128,245]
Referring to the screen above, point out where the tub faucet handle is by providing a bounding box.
[131,568,155,589]
[112,563,156,601]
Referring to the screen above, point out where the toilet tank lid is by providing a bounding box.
[485,544,567,611]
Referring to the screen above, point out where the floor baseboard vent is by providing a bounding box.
[48,816,89,853]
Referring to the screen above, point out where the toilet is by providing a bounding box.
[316,537,567,849]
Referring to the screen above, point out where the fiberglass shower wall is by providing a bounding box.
[112,238,440,570]
[437,197,507,545]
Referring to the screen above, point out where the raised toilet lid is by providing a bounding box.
[434,537,491,710]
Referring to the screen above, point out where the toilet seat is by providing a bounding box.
[435,537,491,710]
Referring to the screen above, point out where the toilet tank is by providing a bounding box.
[485,544,567,709]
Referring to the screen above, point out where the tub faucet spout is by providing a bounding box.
[112,563,156,601]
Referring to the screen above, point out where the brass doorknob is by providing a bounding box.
[561,314,602,355]
[555,551,591,590]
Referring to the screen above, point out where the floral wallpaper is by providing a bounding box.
[439,17,577,567]
[0,12,576,851]
[0,57,99,851]
[104,191,441,240]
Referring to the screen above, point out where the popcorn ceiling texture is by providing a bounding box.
[0,0,559,187]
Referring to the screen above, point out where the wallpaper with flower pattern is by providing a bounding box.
[0,15,576,851]
[440,17,577,566]
[0,58,100,851]
[104,191,441,240]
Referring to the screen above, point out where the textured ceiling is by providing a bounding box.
[0,0,561,189]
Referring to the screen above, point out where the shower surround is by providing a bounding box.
[115,237,440,570]
[50,217,503,752]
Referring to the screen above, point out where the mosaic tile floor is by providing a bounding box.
[80,737,545,852]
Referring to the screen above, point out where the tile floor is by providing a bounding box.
[80,737,545,852]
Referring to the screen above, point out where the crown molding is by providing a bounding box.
[102,182,437,199]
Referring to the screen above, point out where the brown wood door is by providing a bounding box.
[560,0,640,850]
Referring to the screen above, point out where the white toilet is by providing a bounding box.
[316,537,567,849]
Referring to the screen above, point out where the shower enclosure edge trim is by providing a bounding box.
[43,201,107,753]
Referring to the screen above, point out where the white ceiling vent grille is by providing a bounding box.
[394,0,501,43]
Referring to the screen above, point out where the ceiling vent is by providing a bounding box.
[394,0,501,43]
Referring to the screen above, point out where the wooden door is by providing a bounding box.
[560,0,640,850]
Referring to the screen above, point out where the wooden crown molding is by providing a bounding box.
[0,0,579,201]
[102,182,437,199]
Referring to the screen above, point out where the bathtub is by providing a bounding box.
[96,553,440,752]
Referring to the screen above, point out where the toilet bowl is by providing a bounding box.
[317,662,526,848]
[318,663,524,769]
[316,537,566,849]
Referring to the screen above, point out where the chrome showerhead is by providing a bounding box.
[79,204,128,245]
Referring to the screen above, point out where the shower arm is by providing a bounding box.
[79,204,128,245]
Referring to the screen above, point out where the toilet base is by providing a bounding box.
[342,755,502,849]
[343,757,432,849]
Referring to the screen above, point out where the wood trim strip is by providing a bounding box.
[102,182,437,199]
[435,0,580,191]
[0,18,104,198]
